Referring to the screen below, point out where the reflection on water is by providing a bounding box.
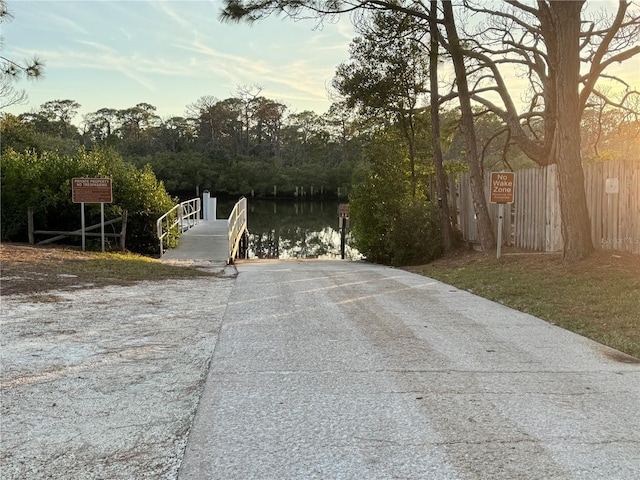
[218,199,363,260]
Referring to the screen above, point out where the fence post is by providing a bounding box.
[28,208,34,245]
[120,210,127,252]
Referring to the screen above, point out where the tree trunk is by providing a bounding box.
[430,0,454,251]
[550,1,594,261]
[442,1,495,251]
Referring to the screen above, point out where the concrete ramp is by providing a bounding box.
[178,260,640,479]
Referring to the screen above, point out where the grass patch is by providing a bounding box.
[411,249,640,359]
[0,243,214,296]
[25,294,65,303]
[61,253,213,282]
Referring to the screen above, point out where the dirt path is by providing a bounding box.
[1,276,234,479]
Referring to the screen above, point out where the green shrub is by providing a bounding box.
[1,147,176,254]
[350,182,443,266]
[348,129,443,266]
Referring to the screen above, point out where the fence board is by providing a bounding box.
[547,164,562,251]
[590,160,640,255]
[456,160,638,255]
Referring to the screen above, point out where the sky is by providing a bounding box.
[2,1,639,125]
[1,0,356,121]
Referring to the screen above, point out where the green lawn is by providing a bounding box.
[414,250,640,359]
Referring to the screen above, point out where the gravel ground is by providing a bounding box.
[1,276,234,479]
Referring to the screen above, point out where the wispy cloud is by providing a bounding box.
[48,12,89,36]
[150,0,195,31]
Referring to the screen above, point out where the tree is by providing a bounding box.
[116,103,161,154]
[458,0,640,260]
[252,98,286,157]
[581,97,640,162]
[0,113,36,152]
[82,108,119,145]
[187,95,221,153]
[322,101,367,169]
[441,1,496,250]
[164,116,196,152]
[38,99,81,137]
[236,84,264,154]
[429,0,455,251]
[280,110,324,167]
[0,78,26,109]
[332,11,430,199]
[0,0,44,108]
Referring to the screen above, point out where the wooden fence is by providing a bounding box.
[454,160,639,255]
[28,208,127,251]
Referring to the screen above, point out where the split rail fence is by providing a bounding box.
[27,208,127,251]
[454,160,639,255]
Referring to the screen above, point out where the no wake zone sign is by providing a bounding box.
[490,172,515,204]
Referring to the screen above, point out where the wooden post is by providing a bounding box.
[120,210,127,251]
[28,208,35,244]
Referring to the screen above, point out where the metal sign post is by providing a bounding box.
[81,202,86,251]
[490,172,515,259]
[338,204,350,260]
[497,203,505,259]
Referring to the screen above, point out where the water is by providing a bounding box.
[217,198,362,260]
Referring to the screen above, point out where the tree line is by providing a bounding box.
[1,90,368,199]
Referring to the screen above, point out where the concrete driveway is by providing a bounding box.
[178,260,640,479]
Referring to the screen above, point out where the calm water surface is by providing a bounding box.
[218,199,362,260]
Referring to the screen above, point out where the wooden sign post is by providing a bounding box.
[490,172,515,259]
[72,178,113,251]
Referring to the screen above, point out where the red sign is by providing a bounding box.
[490,172,515,204]
[338,204,350,218]
[72,178,112,203]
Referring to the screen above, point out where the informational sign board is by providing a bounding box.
[72,178,112,204]
[71,177,112,252]
[338,203,350,218]
[490,172,515,204]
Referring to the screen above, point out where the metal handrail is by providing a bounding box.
[157,198,201,256]
[228,197,248,263]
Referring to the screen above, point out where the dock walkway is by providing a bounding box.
[160,219,230,271]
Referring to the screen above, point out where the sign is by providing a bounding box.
[605,178,619,194]
[72,178,112,203]
[338,203,350,218]
[490,172,515,204]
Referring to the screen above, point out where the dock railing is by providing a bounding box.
[228,197,248,263]
[157,198,201,256]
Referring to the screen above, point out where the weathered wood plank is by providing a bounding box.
[457,161,637,255]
